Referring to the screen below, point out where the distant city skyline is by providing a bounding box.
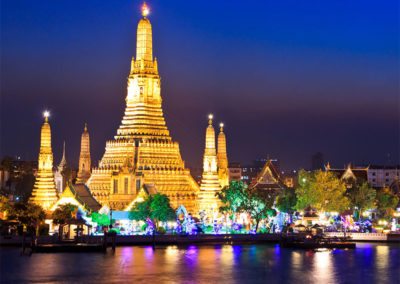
[1,0,399,171]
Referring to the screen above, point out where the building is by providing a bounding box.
[199,115,223,214]
[326,163,369,189]
[228,162,242,182]
[217,123,229,188]
[87,4,199,212]
[367,165,400,188]
[30,112,58,210]
[326,163,400,189]
[241,159,279,185]
[249,159,286,192]
[51,183,101,213]
[76,124,91,184]
[54,142,68,194]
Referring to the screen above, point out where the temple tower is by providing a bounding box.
[77,123,91,183]
[199,115,221,215]
[54,141,67,193]
[217,123,229,188]
[30,112,58,210]
[87,3,199,211]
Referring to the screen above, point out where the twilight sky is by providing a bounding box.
[1,0,399,170]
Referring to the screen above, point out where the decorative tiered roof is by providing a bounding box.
[30,112,58,210]
[87,3,199,212]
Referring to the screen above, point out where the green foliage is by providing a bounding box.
[275,188,297,213]
[7,202,45,226]
[217,181,276,232]
[109,228,120,234]
[90,212,112,227]
[347,182,376,219]
[216,181,249,216]
[129,193,175,229]
[52,203,78,225]
[376,188,399,217]
[244,189,277,232]
[157,227,166,234]
[295,170,349,213]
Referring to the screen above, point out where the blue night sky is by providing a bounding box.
[1,0,399,170]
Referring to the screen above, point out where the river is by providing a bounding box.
[1,242,399,283]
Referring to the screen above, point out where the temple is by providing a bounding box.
[30,112,58,210]
[217,123,229,188]
[87,3,199,212]
[198,115,222,214]
[76,124,91,184]
[54,141,67,194]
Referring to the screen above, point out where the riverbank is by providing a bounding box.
[1,233,399,247]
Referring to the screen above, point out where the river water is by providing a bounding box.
[1,243,399,283]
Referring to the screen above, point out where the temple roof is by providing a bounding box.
[249,159,285,191]
[52,183,101,212]
[327,166,368,182]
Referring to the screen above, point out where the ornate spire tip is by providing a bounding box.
[43,110,50,121]
[208,114,213,125]
[141,2,150,17]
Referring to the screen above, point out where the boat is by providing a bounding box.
[280,233,356,249]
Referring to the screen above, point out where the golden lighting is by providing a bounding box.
[30,113,58,210]
[141,2,150,17]
[86,6,199,212]
[220,122,224,128]
[208,114,213,120]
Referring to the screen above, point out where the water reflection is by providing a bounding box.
[1,243,399,283]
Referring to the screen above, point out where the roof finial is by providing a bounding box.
[219,122,224,132]
[208,114,213,125]
[43,110,50,122]
[84,122,88,132]
[141,2,150,17]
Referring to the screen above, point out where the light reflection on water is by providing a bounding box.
[1,243,399,283]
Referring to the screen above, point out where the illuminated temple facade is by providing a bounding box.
[87,4,199,211]
[30,113,58,210]
[199,115,229,214]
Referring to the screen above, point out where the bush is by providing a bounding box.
[157,227,166,235]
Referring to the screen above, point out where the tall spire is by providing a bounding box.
[87,4,199,212]
[136,2,153,62]
[58,141,67,170]
[199,114,221,215]
[77,123,91,184]
[217,123,229,188]
[30,112,58,210]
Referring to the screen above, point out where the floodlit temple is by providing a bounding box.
[87,3,199,211]
[199,115,221,213]
[198,115,230,214]
[30,112,58,210]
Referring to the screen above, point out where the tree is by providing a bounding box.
[129,193,175,231]
[376,188,399,218]
[244,189,277,232]
[52,203,78,225]
[7,202,45,233]
[217,181,276,232]
[90,212,112,227]
[347,182,376,220]
[216,181,249,220]
[276,188,297,214]
[295,170,349,213]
